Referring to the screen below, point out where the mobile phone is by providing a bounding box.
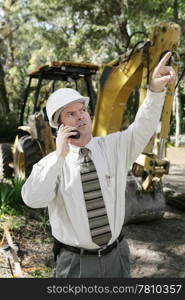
[69,129,80,139]
[58,124,80,139]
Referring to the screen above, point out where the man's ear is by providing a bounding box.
[58,122,62,129]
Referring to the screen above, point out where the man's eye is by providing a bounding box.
[67,112,73,117]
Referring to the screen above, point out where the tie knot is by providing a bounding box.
[79,147,89,157]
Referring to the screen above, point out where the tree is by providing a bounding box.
[0,17,10,113]
[0,0,185,139]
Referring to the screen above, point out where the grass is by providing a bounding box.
[28,267,53,278]
[0,177,51,241]
[0,178,25,216]
[0,178,50,229]
[8,216,26,232]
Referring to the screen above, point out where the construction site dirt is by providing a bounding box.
[0,146,185,278]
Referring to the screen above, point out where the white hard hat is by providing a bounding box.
[46,88,89,128]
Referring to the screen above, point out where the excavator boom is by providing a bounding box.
[92,22,181,223]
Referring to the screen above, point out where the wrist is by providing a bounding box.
[55,150,66,159]
[148,85,165,93]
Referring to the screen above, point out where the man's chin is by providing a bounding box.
[79,129,91,137]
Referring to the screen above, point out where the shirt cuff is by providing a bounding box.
[146,87,166,103]
[147,86,166,95]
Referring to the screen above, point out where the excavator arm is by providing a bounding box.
[92,22,181,192]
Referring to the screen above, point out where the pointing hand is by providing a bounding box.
[149,52,176,93]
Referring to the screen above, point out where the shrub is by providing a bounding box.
[0,178,25,216]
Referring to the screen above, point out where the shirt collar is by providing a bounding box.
[69,136,94,154]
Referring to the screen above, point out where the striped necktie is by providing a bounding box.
[79,147,112,247]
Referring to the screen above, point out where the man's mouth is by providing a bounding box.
[77,123,86,128]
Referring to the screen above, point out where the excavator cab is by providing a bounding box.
[13,61,99,178]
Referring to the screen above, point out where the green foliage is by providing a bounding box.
[0,178,25,216]
[6,215,26,232]
[1,0,185,132]
[29,267,52,278]
[37,211,50,234]
[0,178,51,235]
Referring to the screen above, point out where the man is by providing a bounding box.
[21,52,176,278]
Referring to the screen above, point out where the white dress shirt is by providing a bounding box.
[21,89,165,249]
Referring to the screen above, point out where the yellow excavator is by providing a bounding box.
[0,22,181,223]
[92,22,181,222]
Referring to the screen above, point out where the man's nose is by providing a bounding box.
[77,112,84,119]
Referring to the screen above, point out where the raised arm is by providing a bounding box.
[124,52,176,168]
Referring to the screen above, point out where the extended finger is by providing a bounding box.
[63,132,78,140]
[58,125,76,133]
[156,52,172,70]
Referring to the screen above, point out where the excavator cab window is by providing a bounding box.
[20,62,99,126]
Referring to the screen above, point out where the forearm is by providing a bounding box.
[21,152,64,208]
[125,88,166,166]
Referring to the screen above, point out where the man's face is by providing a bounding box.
[60,102,92,138]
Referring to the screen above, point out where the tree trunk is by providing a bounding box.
[0,59,10,113]
[173,0,179,20]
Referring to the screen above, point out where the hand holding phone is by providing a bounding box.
[56,125,80,158]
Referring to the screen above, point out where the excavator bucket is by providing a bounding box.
[124,175,165,224]
[93,22,181,223]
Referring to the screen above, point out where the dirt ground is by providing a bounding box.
[0,146,185,278]
[125,203,185,278]
[126,146,185,278]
